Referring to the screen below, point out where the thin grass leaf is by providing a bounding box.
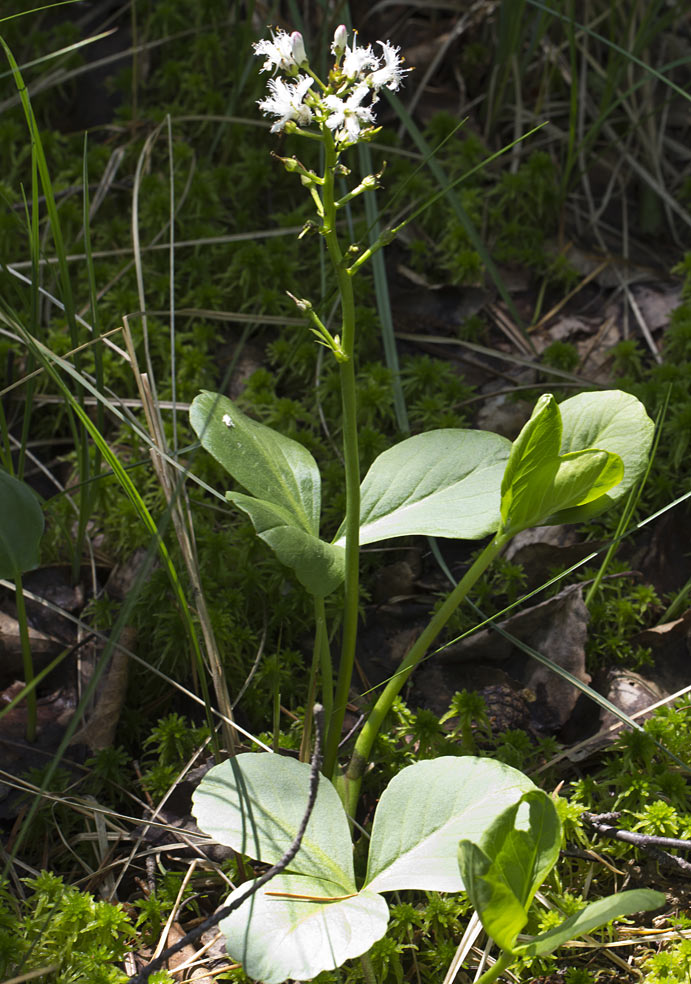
[0,27,116,81]
[4,314,219,751]
[526,0,691,104]
[357,141,409,433]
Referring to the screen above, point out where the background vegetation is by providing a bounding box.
[1,0,690,981]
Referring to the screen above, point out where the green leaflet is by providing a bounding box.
[219,874,388,984]
[190,392,321,534]
[0,467,44,578]
[193,754,355,885]
[334,429,511,546]
[515,888,665,958]
[458,790,561,952]
[190,392,343,593]
[229,493,345,597]
[499,391,653,534]
[192,754,535,982]
[364,757,534,894]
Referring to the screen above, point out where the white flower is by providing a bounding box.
[324,83,376,143]
[369,40,408,91]
[253,29,299,74]
[332,24,348,58]
[258,75,314,132]
[341,37,378,80]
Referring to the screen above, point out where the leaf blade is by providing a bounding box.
[515,889,665,958]
[334,429,511,547]
[229,494,345,596]
[190,391,321,534]
[364,757,534,894]
[220,873,389,984]
[0,468,44,578]
[192,754,354,887]
[260,527,345,597]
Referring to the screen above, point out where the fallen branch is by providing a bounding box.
[582,811,691,877]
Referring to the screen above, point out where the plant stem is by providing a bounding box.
[14,573,36,742]
[316,596,333,729]
[321,127,361,779]
[344,530,511,812]
[474,949,514,984]
[360,951,378,984]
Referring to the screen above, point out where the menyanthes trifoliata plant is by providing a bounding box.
[187,23,661,984]
[190,24,655,795]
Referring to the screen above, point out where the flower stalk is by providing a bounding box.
[252,25,410,781]
[319,124,361,777]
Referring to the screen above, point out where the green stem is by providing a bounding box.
[320,126,360,779]
[316,595,333,732]
[360,951,378,984]
[14,573,36,742]
[474,949,514,984]
[344,531,511,812]
[300,598,334,766]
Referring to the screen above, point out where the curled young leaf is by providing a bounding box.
[458,789,561,952]
[551,390,654,524]
[500,391,652,534]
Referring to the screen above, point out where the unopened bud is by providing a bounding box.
[291,31,307,65]
[286,291,312,312]
[274,154,301,172]
[332,24,348,57]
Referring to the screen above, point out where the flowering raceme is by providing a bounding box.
[253,25,409,146]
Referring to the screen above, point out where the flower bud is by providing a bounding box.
[286,290,312,312]
[274,154,302,172]
[291,31,307,66]
[332,24,348,57]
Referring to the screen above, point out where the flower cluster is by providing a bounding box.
[253,25,409,145]
[258,75,314,133]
